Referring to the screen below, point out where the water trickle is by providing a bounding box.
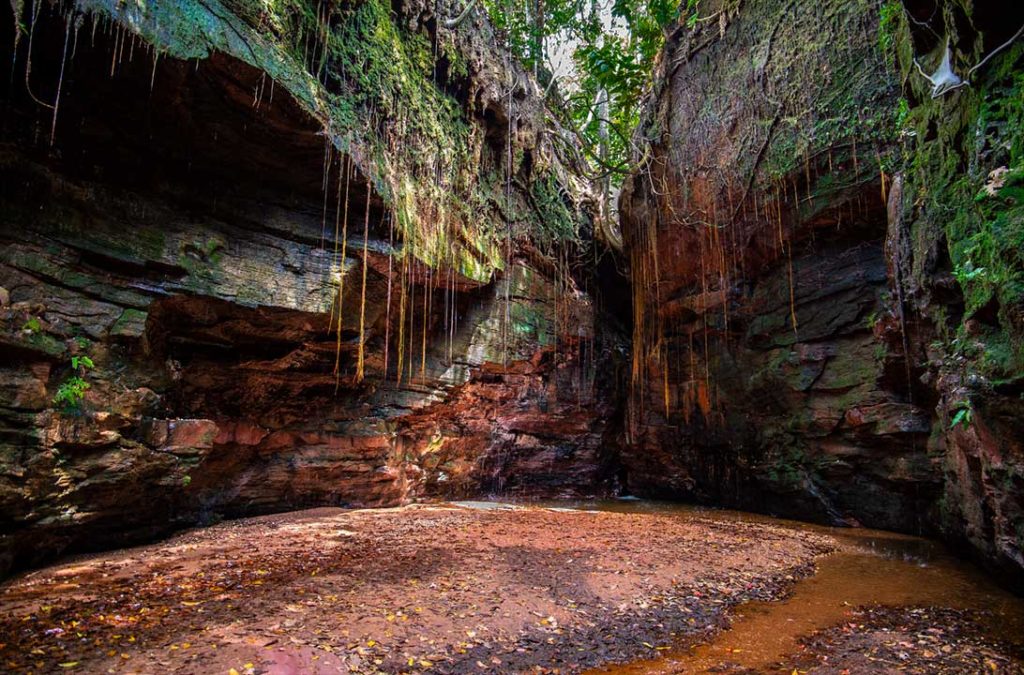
[560,502,1024,675]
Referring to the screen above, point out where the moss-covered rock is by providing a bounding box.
[617,0,940,538]
[70,0,590,283]
[888,0,1024,588]
[0,0,618,580]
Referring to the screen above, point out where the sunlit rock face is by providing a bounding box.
[0,0,623,575]
[620,0,1024,589]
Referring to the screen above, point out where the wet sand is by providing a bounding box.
[2,501,1022,674]
[0,503,827,674]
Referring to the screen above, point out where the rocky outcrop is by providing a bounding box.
[888,0,1024,588]
[619,0,925,524]
[620,0,1024,589]
[0,0,622,575]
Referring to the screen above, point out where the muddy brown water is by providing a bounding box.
[500,499,1024,673]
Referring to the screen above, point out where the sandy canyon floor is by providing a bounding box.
[1,503,1022,674]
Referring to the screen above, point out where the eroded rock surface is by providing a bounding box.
[0,0,622,575]
[619,0,1024,588]
[619,0,926,528]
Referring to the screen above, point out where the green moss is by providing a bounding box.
[530,173,580,247]
[509,299,551,346]
[899,29,1024,380]
[761,444,812,489]
[80,0,582,285]
[19,331,67,359]
[755,0,900,188]
[0,245,151,308]
[109,309,149,339]
[178,236,225,293]
[952,162,1024,318]
[894,96,910,130]
[877,0,904,67]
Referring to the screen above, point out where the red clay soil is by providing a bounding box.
[0,504,831,674]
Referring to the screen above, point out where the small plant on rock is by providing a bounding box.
[53,355,94,412]
[53,377,90,410]
[21,316,42,333]
[950,400,973,430]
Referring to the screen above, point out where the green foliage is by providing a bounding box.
[482,0,678,180]
[877,0,903,60]
[182,475,192,487]
[83,0,582,284]
[53,354,95,411]
[22,316,42,333]
[71,355,94,371]
[954,161,1024,316]
[684,0,701,29]
[949,401,973,430]
[53,376,90,409]
[894,96,909,129]
[901,28,1024,382]
[980,332,1015,379]
[740,1,900,191]
[530,172,579,245]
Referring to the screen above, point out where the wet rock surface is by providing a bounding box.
[618,0,1024,587]
[0,0,621,576]
[2,0,1023,632]
[618,0,933,536]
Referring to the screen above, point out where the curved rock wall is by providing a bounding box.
[0,0,623,575]
[620,0,1024,589]
[5,0,1021,593]
[619,0,921,523]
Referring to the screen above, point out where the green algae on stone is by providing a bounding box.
[2,331,67,360]
[896,14,1024,379]
[75,0,585,285]
[108,309,149,339]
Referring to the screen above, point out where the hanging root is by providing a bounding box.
[383,212,394,379]
[443,0,478,30]
[333,157,352,381]
[49,16,71,147]
[355,180,371,383]
[8,0,25,86]
[24,0,55,111]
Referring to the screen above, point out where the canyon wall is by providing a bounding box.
[0,0,623,575]
[620,0,1023,588]
[4,0,1022,593]
[891,0,1024,590]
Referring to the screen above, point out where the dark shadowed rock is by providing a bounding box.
[0,0,622,575]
